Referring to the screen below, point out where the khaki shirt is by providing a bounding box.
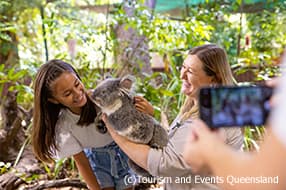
[147,118,243,190]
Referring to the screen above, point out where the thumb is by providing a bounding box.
[102,113,107,122]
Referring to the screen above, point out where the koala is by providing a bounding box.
[91,75,168,176]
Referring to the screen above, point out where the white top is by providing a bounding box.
[271,59,286,147]
[55,108,113,159]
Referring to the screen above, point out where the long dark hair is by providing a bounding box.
[32,59,97,162]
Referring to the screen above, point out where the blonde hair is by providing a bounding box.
[178,44,236,122]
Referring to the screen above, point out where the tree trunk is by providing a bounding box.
[113,0,153,78]
[0,0,29,163]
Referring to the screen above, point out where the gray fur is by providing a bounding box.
[91,75,168,176]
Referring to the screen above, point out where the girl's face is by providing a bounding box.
[48,72,87,114]
[180,54,214,98]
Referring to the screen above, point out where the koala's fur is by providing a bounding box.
[91,75,168,176]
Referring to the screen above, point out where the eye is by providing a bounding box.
[64,91,71,97]
[100,89,107,95]
[75,80,80,87]
[182,64,193,74]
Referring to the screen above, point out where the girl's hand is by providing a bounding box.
[134,96,154,116]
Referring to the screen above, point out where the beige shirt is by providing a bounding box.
[147,118,243,190]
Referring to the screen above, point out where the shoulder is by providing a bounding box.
[56,109,79,128]
[55,109,82,139]
[168,118,193,140]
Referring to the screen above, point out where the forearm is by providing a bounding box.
[73,151,101,190]
[111,132,150,170]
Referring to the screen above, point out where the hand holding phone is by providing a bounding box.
[199,85,273,128]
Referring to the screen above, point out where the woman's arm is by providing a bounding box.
[103,114,150,170]
[208,129,286,190]
[183,120,285,190]
[73,151,101,190]
[104,97,193,177]
[103,114,194,177]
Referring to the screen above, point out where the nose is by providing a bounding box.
[180,67,187,79]
[73,86,82,99]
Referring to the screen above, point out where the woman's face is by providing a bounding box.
[180,54,214,98]
[48,72,87,114]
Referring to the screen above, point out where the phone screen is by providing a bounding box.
[199,85,273,128]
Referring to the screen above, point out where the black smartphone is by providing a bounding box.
[199,85,273,128]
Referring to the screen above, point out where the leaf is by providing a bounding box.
[0,33,12,41]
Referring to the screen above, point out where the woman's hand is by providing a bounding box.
[134,96,154,116]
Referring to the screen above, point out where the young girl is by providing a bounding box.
[31,59,154,190]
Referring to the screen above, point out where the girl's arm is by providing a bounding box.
[73,151,101,190]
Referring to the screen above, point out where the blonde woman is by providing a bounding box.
[103,44,244,190]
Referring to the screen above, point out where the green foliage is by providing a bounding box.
[0,66,34,107]
[246,3,286,52]
[135,51,185,124]
[136,72,182,123]
[112,2,212,53]
[236,2,286,82]
[0,23,15,42]
[243,126,265,151]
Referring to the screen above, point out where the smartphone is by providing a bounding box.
[199,85,273,128]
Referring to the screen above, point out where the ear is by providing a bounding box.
[104,73,112,79]
[48,97,59,104]
[211,75,221,84]
[119,75,135,90]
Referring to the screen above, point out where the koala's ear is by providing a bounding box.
[104,73,112,79]
[119,75,135,89]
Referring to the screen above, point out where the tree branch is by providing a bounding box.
[28,178,88,190]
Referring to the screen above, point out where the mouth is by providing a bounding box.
[181,80,194,96]
[182,80,191,88]
[74,93,84,103]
